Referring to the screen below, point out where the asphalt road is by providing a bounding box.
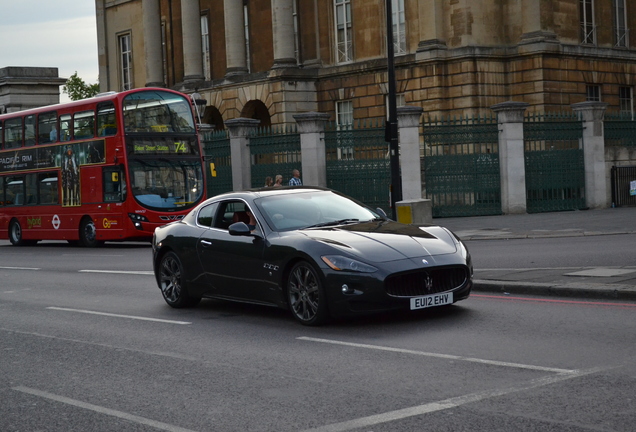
[1,240,635,431]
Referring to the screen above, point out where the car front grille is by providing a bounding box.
[385,266,469,297]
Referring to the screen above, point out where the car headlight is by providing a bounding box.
[321,255,377,273]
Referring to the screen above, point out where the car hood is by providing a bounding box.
[300,221,458,263]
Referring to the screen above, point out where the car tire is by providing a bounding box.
[79,217,104,248]
[158,251,201,308]
[287,261,329,326]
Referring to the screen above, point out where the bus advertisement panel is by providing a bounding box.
[0,88,205,247]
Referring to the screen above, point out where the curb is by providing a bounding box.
[473,279,636,301]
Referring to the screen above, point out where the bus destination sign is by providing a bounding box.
[128,137,197,155]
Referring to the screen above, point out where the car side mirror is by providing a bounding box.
[375,207,388,219]
[229,222,252,236]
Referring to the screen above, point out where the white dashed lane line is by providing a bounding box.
[46,307,191,325]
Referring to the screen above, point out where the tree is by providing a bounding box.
[63,72,100,101]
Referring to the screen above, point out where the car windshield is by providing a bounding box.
[256,191,381,231]
[129,158,203,210]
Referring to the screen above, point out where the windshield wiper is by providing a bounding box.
[305,219,360,229]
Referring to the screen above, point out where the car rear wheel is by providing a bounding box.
[158,251,201,308]
[287,261,329,326]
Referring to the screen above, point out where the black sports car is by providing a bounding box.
[152,187,472,325]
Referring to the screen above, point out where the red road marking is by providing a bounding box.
[471,293,636,308]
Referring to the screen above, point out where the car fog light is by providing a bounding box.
[342,284,354,295]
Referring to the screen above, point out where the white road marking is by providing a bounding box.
[12,386,199,432]
[298,337,576,374]
[0,266,41,270]
[79,269,154,275]
[46,307,191,325]
[299,368,603,432]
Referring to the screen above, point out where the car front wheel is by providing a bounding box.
[287,261,329,326]
[158,251,201,308]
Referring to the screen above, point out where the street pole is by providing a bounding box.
[385,0,402,220]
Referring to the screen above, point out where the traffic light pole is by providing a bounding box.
[385,0,402,220]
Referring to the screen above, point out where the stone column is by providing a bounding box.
[397,106,423,200]
[143,0,164,87]
[271,0,296,68]
[224,0,248,76]
[181,0,204,82]
[95,0,109,92]
[416,0,446,54]
[396,106,431,224]
[520,0,558,44]
[571,102,609,209]
[293,112,330,187]
[226,118,260,191]
[491,101,529,214]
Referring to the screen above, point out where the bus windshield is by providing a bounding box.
[123,90,195,134]
[129,158,203,210]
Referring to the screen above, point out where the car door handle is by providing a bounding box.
[200,239,212,247]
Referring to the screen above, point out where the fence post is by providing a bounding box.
[571,101,608,209]
[293,112,330,187]
[397,106,424,200]
[491,101,529,214]
[225,118,260,191]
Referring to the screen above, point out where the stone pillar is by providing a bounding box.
[397,106,424,200]
[226,118,260,191]
[520,0,558,44]
[491,101,529,214]
[181,0,204,82]
[271,0,296,68]
[571,102,609,209]
[293,112,330,187]
[95,0,109,92]
[224,0,248,76]
[143,0,164,87]
[416,0,446,54]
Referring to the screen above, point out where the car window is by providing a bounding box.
[214,200,247,230]
[197,202,218,227]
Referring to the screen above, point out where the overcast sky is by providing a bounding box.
[0,0,99,101]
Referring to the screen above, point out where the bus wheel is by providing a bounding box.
[80,217,104,248]
[9,220,24,246]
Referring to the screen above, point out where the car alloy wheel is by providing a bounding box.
[159,251,201,308]
[287,261,329,326]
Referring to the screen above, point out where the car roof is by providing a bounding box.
[207,186,331,201]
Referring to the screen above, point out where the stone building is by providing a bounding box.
[0,67,66,114]
[95,0,636,128]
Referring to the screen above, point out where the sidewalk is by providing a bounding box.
[439,207,636,301]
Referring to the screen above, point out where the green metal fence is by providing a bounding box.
[325,120,391,213]
[422,116,501,218]
[604,112,636,147]
[201,129,232,198]
[524,112,585,213]
[249,125,301,188]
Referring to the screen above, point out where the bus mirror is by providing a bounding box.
[112,172,119,182]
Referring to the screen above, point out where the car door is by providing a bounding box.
[196,200,272,304]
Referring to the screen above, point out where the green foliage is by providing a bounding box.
[63,72,100,101]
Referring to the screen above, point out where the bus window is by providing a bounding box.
[5,176,24,205]
[25,115,36,146]
[25,174,37,204]
[0,120,3,149]
[97,102,117,136]
[104,167,125,202]
[38,173,59,205]
[38,112,58,144]
[74,110,95,140]
[4,118,23,149]
[123,90,195,133]
[60,114,72,141]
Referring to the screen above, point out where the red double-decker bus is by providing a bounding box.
[0,88,206,246]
